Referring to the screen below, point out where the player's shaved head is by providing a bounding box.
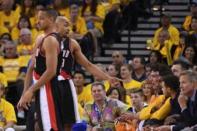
[55,16,70,25]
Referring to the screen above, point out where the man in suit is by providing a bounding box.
[155,70,197,131]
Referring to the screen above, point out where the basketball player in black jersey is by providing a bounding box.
[17,9,64,131]
[55,16,119,130]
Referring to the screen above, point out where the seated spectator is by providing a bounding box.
[141,80,156,105]
[161,75,181,124]
[81,0,106,56]
[83,82,128,130]
[148,50,163,64]
[18,0,37,28]
[116,88,147,131]
[69,4,88,40]
[132,56,147,82]
[128,88,147,113]
[173,31,188,61]
[183,1,197,31]
[11,15,38,42]
[0,0,20,32]
[104,64,119,91]
[190,16,197,35]
[0,41,28,107]
[102,0,121,44]
[153,29,175,65]
[106,64,118,77]
[111,50,126,73]
[0,83,17,130]
[73,71,93,107]
[155,70,197,131]
[120,64,142,92]
[17,28,34,56]
[140,90,171,126]
[68,4,97,58]
[181,44,197,65]
[145,63,152,78]
[152,13,179,48]
[106,87,126,104]
[52,0,69,17]
[81,0,105,35]
[171,60,191,78]
[149,63,172,95]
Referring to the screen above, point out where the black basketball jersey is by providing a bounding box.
[58,37,74,79]
[34,33,61,76]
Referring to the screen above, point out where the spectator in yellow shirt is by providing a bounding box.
[69,4,88,40]
[153,30,175,65]
[81,0,106,56]
[183,2,197,31]
[152,13,180,48]
[11,15,38,42]
[52,0,69,17]
[0,41,28,107]
[120,64,142,92]
[0,0,20,32]
[81,0,106,33]
[0,83,17,130]
[19,0,37,28]
[141,80,156,105]
[17,28,34,56]
[73,71,93,107]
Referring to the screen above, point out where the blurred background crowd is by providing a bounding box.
[0,0,197,131]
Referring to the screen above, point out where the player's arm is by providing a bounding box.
[72,39,111,80]
[21,35,43,95]
[22,58,34,95]
[30,36,59,93]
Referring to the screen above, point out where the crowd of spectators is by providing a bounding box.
[0,0,196,131]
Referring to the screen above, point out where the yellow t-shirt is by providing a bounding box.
[17,44,34,56]
[78,103,84,119]
[83,4,106,32]
[0,98,17,127]
[123,79,142,90]
[0,56,29,82]
[154,40,174,65]
[74,16,88,35]
[152,25,180,47]
[78,86,93,107]
[103,80,110,91]
[139,95,171,120]
[183,15,192,31]
[59,8,70,18]
[0,73,7,87]
[67,15,88,35]
[0,11,20,31]
[0,26,9,36]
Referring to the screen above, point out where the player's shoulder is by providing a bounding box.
[70,38,80,47]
